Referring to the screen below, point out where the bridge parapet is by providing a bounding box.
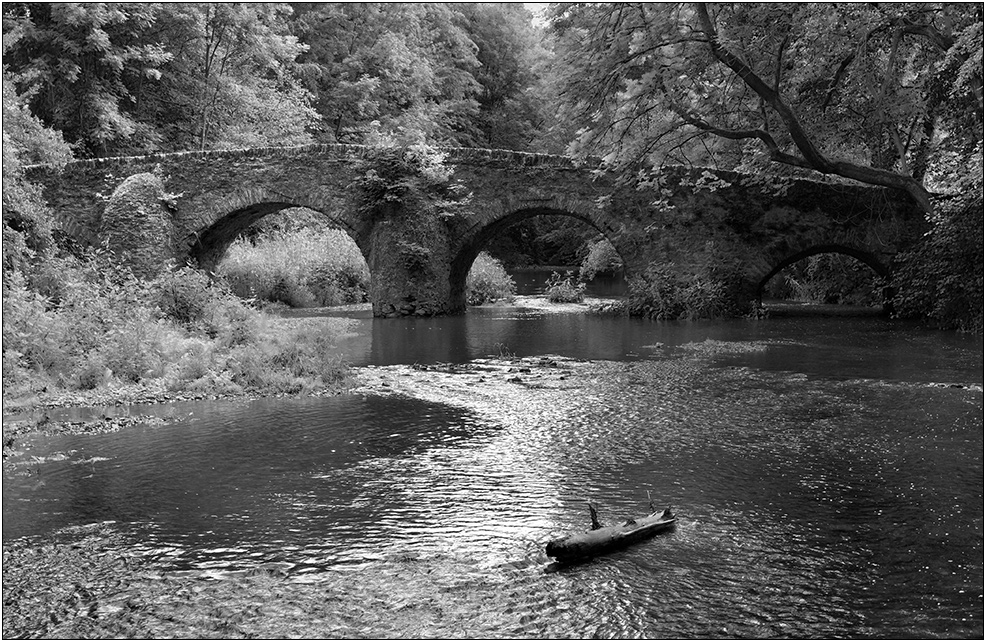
[24,143,595,176]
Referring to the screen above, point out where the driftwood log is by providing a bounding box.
[546,500,676,562]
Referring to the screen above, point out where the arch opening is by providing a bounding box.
[196,204,371,309]
[757,245,891,313]
[451,207,628,305]
[189,201,297,269]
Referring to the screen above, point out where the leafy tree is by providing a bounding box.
[454,3,548,150]
[548,2,983,212]
[891,156,984,332]
[3,3,320,154]
[290,3,481,144]
[2,23,73,277]
[2,2,170,156]
[148,3,319,150]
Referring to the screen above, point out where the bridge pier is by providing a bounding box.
[366,215,465,317]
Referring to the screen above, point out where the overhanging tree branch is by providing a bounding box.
[692,3,933,212]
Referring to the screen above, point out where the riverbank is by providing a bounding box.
[1,296,615,439]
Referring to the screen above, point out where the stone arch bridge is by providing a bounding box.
[27,144,925,317]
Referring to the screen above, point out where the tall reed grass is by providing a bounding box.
[219,228,370,308]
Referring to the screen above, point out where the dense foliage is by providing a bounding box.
[219,211,370,308]
[891,169,985,332]
[465,251,516,305]
[625,262,734,321]
[2,2,550,153]
[1,2,981,333]
[2,25,72,276]
[2,4,318,154]
[3,250,353,400]
[349,137,468,222]
[548,3,982,208]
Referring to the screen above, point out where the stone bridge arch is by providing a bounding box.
[184,186,367,271]
[448,201,634,306]
[757,243,892,307]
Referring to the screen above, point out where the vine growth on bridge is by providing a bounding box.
[349,143,471,222]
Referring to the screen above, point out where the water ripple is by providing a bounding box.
[3,339,982,638]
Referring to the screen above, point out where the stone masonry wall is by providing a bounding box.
[25,144,925,316]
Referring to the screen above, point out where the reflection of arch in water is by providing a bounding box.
[369,315,472,365]
[756,244,891,308]
[448,207,629,304]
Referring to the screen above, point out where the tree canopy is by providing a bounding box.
[2,2,552,154]
[547,2,983,211]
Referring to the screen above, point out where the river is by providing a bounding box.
[3,284,983,638]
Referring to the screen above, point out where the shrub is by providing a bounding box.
[218,226,370,308]
[579,238,623,281]
[626,262,733,320]
[224,318,351,394]
[466,251,516,305]
[892,178,984,332]
[679,276,732,319]
[153,266,220,328]
[1,250,356,401]
[626,263,683,319]
[544,271,585,303]
[2,253,158,391]
[766,254,883,305]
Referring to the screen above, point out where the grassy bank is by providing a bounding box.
[3,252,357,415]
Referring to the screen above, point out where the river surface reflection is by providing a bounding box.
[3,306,983,638]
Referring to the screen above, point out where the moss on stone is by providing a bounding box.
[99,172,176,277]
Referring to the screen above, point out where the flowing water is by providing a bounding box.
[3,295,983,638]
